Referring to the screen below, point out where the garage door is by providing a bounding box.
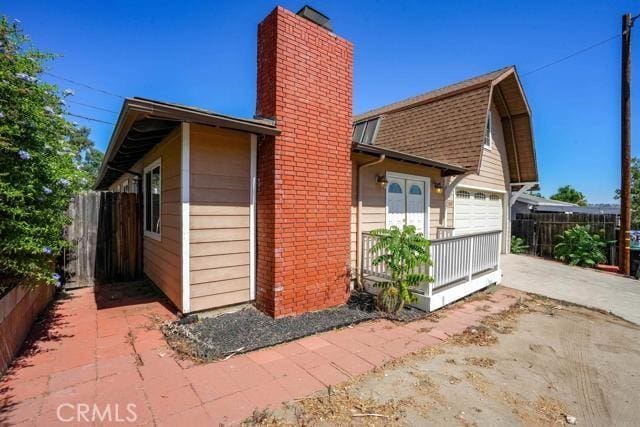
[454,188,503,235]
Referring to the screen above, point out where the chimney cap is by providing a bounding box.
[297,5,332,31]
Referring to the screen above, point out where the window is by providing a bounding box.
[122,180,129,193]
[409,184,422,195]
[144,159,161,239]
[388,182,403,194]
[489,194,500,201]
[484,110,492,148]
[456,190,471,199]
[352,117,381,145]
[474,192,486,200]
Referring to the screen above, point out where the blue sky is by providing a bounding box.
[6,0,637,203]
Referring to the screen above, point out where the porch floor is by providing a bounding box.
[1,283,522,426]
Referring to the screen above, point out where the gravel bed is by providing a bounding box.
[163,291,427,361]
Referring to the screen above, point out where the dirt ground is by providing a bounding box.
[255,295,640,427]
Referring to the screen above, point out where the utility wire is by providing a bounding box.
[523,33,621,76]
[67,112,115,125]
[43,71,126,99]
[67,100,119,114]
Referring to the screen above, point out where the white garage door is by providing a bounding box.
[454,188,503,235]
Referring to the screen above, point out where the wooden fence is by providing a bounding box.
[64,192,142,287]
[512,213,618,264]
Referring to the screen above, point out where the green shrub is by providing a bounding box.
[510,236,529,254]
[0,17,98,287]
[369,225,433,313]
[554,225,606,267]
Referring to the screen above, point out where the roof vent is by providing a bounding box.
[297,5,332,31]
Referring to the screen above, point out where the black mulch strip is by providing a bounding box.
[163,291,427,361]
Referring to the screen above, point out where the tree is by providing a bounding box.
[369,225,433,313]
[550,185,587,206]
[0,17,91,287]
[614,156,640,225]
[69,126,104,187]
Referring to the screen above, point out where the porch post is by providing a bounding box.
[181,122,191,313]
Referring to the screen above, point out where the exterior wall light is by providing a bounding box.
[434,181,444,194]
[376,175,388,188]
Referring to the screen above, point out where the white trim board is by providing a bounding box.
[143,158,162,241]
[180,123,191,313]
[249,134,257,300]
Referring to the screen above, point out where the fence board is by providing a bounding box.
[64,192,142,287]
[512,213,618,263]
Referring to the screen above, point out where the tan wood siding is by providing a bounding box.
[126,130,183,310]
[351,153,444,270]
[460,102,510,191]
[189,124,252,311]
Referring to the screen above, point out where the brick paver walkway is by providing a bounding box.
[0,285,522,426]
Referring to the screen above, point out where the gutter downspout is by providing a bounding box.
[356,154,385,289]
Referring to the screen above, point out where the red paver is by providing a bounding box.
[157,405,212,427]
[307,363,350,386]
[204,392,253,425]
[276,369,324,398]
[0,283,521,426]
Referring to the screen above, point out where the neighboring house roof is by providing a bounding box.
[95,97,279,190]
[516,193,577,207]
[516,194,620,215]
[353,66,538,184]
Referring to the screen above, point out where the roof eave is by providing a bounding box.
[94,98,281,190]
[352,143,467,176]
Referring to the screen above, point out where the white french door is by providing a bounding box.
[385,173,430,235]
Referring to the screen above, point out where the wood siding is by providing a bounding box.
[126,130,183,310]
[457,101,512,252]
[189,124,252,312]
[351,153,447,270]
[460,103,510,191]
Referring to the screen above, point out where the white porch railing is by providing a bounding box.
[361,230,501,295]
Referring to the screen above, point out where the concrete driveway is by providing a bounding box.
[501,254,640,324]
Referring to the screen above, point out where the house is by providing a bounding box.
[513,193,620,217]
[95,5,538,316]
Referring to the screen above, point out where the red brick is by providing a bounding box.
[255,7,353,317]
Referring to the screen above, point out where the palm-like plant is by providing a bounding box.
[369,225,433,313]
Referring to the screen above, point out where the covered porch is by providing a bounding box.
[351,146,502,312]
[361,230,502,311]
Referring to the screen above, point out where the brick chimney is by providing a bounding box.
[255,6,353,317]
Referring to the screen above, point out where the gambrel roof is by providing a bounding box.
[354,66,538,183]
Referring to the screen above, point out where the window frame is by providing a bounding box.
[352,117,381,145]
[122,179,129,193]
[143,158,162,241]
[484,110,492,149]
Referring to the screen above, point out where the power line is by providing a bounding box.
[67,112,115,125]
[67,99,119,114]
[43,71,126,99]
[523,33,621,77]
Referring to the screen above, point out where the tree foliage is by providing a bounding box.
[554,225,606,267]
[0,17,101,287]
[369,225,432,313]
[550,185,587,206]
[614,156,640,226]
